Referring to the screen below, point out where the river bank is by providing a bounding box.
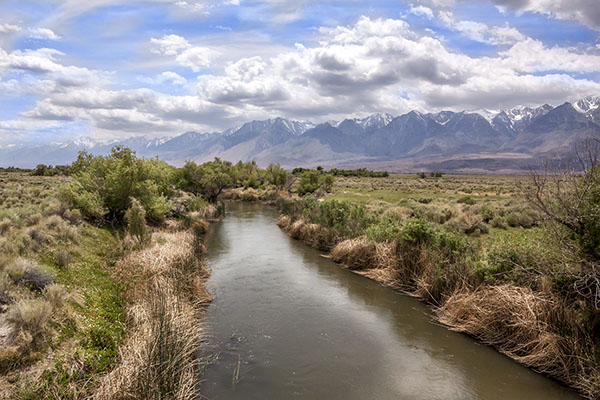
[275,196,599,398]
[0,172,220,399]
[199,201,582,399]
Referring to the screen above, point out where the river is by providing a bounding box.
[199,202,581,399]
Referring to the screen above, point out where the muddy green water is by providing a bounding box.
[199,202,581,399]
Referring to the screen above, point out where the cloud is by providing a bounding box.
[138,71,188,85]
[0,47,107,88]
[0,23,21,34]
[28,28,61,40]
[3,15,599,141]
[439,11,525,45]
[409,5,434,19]
[150,34,217,71]
[491,0,600,31]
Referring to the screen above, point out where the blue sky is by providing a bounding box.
[0,0,599,144]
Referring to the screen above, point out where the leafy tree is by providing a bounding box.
[264,163,289,189]
[297,170,334,196]
[177,158,235,202]
[233,160,262,189]
[60,146,176,222]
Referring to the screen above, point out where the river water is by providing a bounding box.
[199,202,581,400]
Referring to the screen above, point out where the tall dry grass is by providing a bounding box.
[278,209,599,397]
[94,229,211,400]
[281,218,337,250]
[437,285,599,399]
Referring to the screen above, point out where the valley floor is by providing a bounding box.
[0,173,215,399]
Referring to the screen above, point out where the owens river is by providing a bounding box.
[199,202,581,399]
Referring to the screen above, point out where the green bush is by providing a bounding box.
[457,195,475,205]
[264,163,289,189]
[365,216,401,242]
[177,158,235,203]
[124,198,150,245]
[60,147,176,221]
[297,170,334,196]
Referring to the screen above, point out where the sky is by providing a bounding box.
[0,0,599,144]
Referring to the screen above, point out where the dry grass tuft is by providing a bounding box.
[276,215,291,229]
[0,218,11,235]
[6,299,52,348]
[330,236,377,270]
[285,219,337,250]
[6,259,54,291]
[94,285,200,400]
[437,284,599,398]
[43,284,69,310]
[54,249,72,268]
[94,229,211,400]
[192,220,209,235]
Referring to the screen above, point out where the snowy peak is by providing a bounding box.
[573,96,600,114]
[230,117,314,137]
[429,111,455,125]
[504,104,552,122]
[467,109,499,123]
[356,113,394,130]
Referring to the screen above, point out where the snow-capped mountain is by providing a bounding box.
[1,96,599,172]
[573,96,600,124]
[573,96,600,113]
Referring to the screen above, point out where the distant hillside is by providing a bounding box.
[1,96,599,173]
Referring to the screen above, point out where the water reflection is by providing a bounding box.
[199,202,580,400]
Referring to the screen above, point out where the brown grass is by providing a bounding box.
[330,236,377,270]
[437,284,599,398]
[94,229,211,400]
[284,219,337,250]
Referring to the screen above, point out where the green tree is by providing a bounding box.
[297,170,335,196]
[264,163,289,189]
[60,146,176,222]
[177,158,235,202]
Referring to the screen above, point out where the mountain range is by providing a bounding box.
[1,96,599,173]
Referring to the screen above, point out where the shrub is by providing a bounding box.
[188,196,208,212]
[399,218,436,245]
[457,195,475,205]
[54,249,72,268]
[297,170,334,196]
[490,216,508,229]
[264,163,289,189]
[479,204,495,222]
[22,265,54,291]
[0,218,11,235]
[6,299,53,346]
[61,147,176,221]
[505,211,534,228]
[44,284,69,310]
[24,213,42,226]
[124,198,150,245]
[42,202,67,217]
[44,215,64,230]
[62,209,82,225]
[27,228,48,244]
[7,258,54,290]
[365,217,401,243]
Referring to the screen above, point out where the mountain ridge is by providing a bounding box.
[2,95,599,173]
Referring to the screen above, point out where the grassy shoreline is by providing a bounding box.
[0,173,218,399]
[263,174,600,399]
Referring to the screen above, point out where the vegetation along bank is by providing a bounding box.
[0,147,295,399]
[275,159,600,399]
[2,144,599,398]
